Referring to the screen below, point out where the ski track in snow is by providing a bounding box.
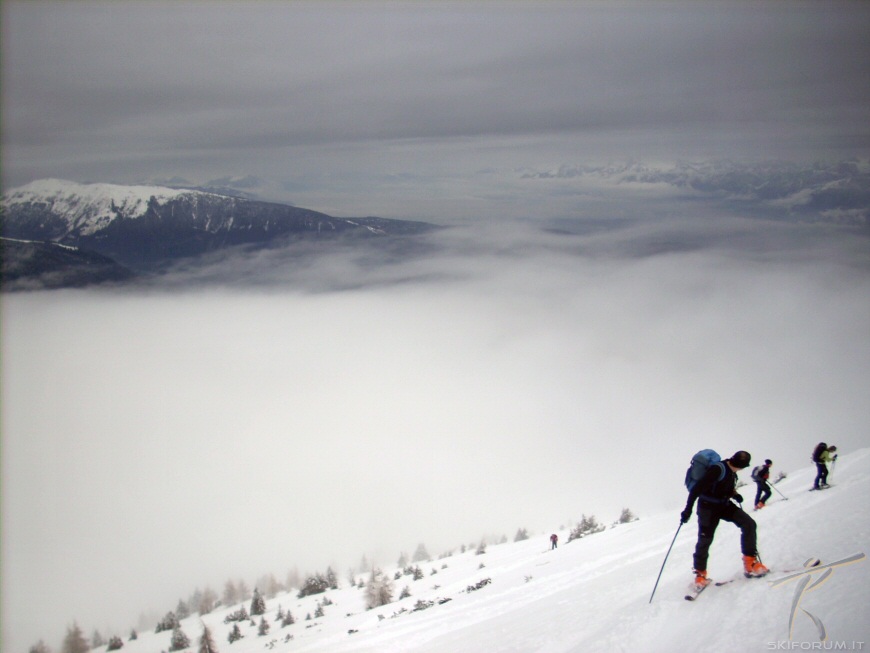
[87,450,870,653]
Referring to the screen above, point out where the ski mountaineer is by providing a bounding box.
[752,459,773,509]
[811,443,837,490]
[550,533,558,550]
[680,450,768,590]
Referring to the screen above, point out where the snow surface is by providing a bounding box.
[90,450,869,653]
[1,179,201,236]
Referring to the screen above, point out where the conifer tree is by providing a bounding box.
[227,624,243,644]
[364,567,394,609]
[61,623,89,653]
[257,617,270,637]
[412,543,430,562]
[197,625,218,653]
[250,588,266,616]
[169,625,190,652]
[29,640,52,653]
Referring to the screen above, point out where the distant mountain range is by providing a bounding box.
[1,179,438,290]
[521,159,870,226]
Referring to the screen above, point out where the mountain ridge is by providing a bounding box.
[1,179,439,287]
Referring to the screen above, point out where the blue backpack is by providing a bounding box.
[685,449,725,492]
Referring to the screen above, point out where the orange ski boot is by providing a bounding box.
[743,555,769,578]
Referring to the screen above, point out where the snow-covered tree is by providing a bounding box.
[257,617,270,637]
[514,528,529,541]
[412,543,430,562]
[176,598,190,620]
[61,623,89,653]
[155,611,179,633]
[106,636,123,651]
[281,610,295,627]
[227,624,243,644]
[365,567,394,609]
[222,580,238,606]
[249,588,266,616]
[169,625,190,652]
[197,625,218,653]
[325,566,339,590]
[198,588,218,615]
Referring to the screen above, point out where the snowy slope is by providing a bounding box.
[92,451,870,653]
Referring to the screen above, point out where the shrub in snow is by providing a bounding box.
[399,585,411,599]
[297,573,329,598]
[567,514,605,542]
[617,508,637,524]
[107,636,124,651]
[222,605,248,624]
[466,578,492,592]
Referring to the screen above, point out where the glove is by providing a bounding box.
[680,508,692,524]
[733,493,744,504]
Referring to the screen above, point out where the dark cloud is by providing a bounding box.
[3,1,869,203]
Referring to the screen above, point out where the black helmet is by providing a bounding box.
[765,459,772,465]
[730,451,751,469]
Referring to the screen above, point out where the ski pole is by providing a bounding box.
[649,521,682,604]
[771,483,788,500]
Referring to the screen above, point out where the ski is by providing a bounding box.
[686,559,820,601]
[684,582,710,601]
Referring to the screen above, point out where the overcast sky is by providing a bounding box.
[2,3,870,653]
[2,1,870,220]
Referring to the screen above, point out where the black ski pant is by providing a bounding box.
[813,462,828,489]
[693,500,758,572]
[754,480,772,506]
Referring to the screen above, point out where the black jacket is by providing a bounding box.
[685,461,739,513]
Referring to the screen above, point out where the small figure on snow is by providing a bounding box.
[751,459,773,509]
[811,443,837,490]
[550,533,558,550]
[681,450,768,590]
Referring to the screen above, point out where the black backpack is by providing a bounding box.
[812,442,827,463]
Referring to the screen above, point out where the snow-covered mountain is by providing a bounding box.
[0,179,437,272]
[64,449,869,653]
[522,159,870,227]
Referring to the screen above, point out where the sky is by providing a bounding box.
[2,2,870,652]
[2,1,870,220]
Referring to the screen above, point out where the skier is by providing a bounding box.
[752,459,773,509]
[680,450,768,590]
[550,533,558,550]
[811,443,837,490]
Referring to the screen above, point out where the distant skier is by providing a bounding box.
[811,443,838,490]
[751,459,773,509]
[550,533,558,550]
[681,450,768,590]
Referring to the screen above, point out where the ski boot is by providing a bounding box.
[743,555,769,578]
[693,569,711,590]
[755,501,765,510]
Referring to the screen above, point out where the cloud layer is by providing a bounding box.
[3,216,869,651]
